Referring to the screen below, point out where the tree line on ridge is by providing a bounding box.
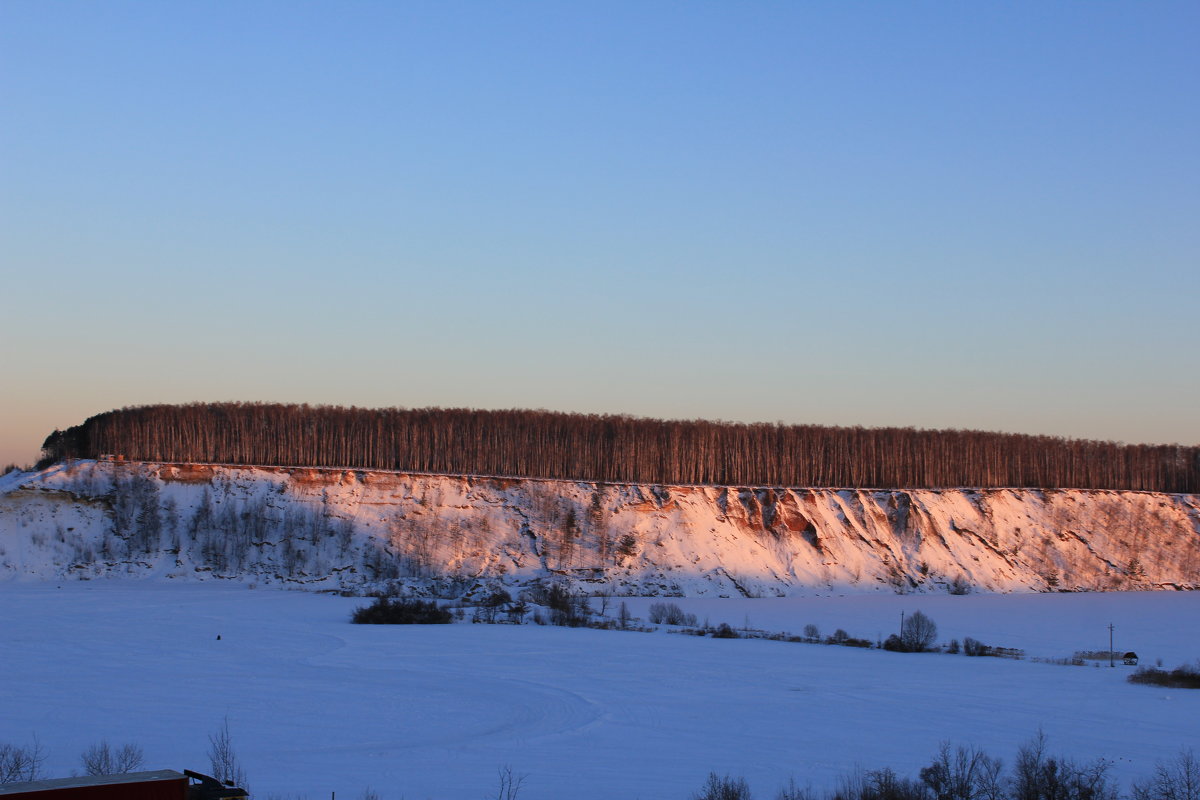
[38,402,1200,492]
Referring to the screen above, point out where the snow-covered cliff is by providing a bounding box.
[1,460,1198,595]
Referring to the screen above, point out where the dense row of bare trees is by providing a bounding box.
[39,402,1200,492]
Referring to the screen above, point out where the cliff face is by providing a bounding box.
[1,461,1198,595]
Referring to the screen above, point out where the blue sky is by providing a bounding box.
[2,1,1197,466]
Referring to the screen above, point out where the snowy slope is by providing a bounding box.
[1,460,1198,595]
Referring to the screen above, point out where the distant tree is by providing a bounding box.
[616,533,638,559]
[617,602,632,630]
[505,600,528,625]
[900,611,938,652]
[481,589,512,623]
[803,623,820,642]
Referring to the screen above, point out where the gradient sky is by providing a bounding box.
[2,1,1197,467]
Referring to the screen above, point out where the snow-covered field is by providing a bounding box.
[1,584,1197,800]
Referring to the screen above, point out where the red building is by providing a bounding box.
[0,771,246,800]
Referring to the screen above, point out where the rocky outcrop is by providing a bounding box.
[1,461,1197,595]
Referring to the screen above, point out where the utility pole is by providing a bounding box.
[1109,623,1115,667]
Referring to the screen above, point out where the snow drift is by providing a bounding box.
[1,460,1197,595]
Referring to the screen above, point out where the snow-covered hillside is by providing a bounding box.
[1,460,1198,595]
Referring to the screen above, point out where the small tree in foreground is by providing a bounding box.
[1012,731,1117,800]
[919,742,1003,800]
[0,740,45,784]
[207,719,248,793]
[493,765,525,800]
[81,741,145,775]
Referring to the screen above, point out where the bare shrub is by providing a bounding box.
[832,767,926,800]
[351,596,452,624]
[1132,749,1199,800]
[712,622,739,639]
[963,638,991,657]
[694,772,753,800]
[1128,663,1200,689]
[776,779,818,800]
[1012,731,1117,800]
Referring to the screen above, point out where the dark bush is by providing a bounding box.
[1128,663,1200,689]
[712,622,739,639]
[649,601,698,626]
[351,596,452,624]
[963,637,991,657]
[528,581,592,627]
[882,634,907,652]
[693,772,752,800]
